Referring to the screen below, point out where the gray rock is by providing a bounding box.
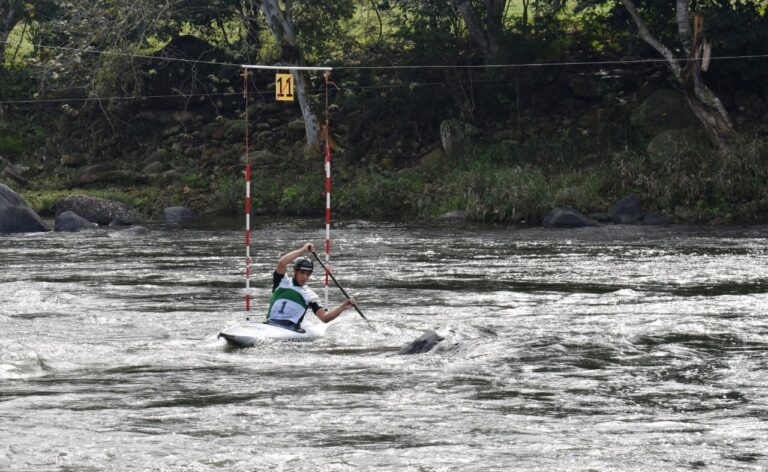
[54,211,98,232]
[287,119,306,131]
[80,163,118,177]
[242,148,278,165]
[0,183,49,233]
[164,206,197,223]
[2,164,30,187]
[142,161,165,175]
[611,194,644,225]
[630,89,698,135]
[398,330,445,355]
[440,119,480,161]
[54,195,141,226]
[224,121,247,141]
[60,154,87,168]
[543,208,597,228]
[144,148,171,165]
[437,210,466,221]
[109,225,149,237]
[642,213,674,226]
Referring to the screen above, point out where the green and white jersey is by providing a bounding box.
[267,272,321,325]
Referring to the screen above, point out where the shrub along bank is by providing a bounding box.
[4,81,768,226]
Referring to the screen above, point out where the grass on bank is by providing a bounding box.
[19,132,768,224]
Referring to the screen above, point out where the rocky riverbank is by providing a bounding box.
[2,74,768,228]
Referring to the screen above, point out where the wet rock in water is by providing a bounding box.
[543,208,597,228]
[611,193,644,225]
[642,213,674,226]
[164,206,197,223]
[398,330,445,355]
[109,226,149,237]
[54,211,98,232]
[437,210,466,221]
[588,212,611,223]
[54,194,141,226]
[0,183,49,233]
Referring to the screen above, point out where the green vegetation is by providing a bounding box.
[2,0,768,224]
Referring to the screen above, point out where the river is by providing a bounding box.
[1,219,767,471]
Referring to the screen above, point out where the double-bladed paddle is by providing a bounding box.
[311,251,372,327]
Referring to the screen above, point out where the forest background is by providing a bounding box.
[1,0,767,225]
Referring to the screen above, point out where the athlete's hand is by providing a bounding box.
[343,298,357,309]
[304,242,314,253]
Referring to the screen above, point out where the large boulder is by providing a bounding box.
[0,183,49,233]
[54,195,141,226]
[543,208,597,228]
[440,119,480,161]
[611,193,644,225]
[54,211,99,232]
[630,89,698,136]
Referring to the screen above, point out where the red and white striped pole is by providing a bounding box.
[324,132,331,306]
[243,67,252,315]
[323,71,332,306]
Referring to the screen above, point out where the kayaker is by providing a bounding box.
[266,242,357,333]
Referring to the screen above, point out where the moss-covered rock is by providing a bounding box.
[630,89,698,135]
[646,127,710,165]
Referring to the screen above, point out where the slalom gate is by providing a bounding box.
[241,64,334,314]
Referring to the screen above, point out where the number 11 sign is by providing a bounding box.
[275,73,294,101]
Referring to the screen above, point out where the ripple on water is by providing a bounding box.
[1,223,768,470]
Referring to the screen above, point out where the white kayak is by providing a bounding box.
[218,321,329,347]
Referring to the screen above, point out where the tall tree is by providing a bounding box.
[259,0,321,149]
[0,1,26,69]
[450,0,507,62]
[620,0,734,148]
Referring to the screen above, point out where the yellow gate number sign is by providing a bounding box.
[275,73,294,101]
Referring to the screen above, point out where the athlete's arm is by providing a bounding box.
[275,242,313,274]
[315,298,357,323]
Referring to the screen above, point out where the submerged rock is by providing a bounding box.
[164,206,197,223]
[543,208,597,228]
[398,330,445,355]
[54,211,98,232]
[437,210,466,221]
[642,213,674,226]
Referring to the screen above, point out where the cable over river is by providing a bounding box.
[1,220,767,471]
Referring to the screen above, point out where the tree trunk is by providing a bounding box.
[0,1,23,70]
[451,0,506,62]
[621,0,734,148]
[258,0,320,149]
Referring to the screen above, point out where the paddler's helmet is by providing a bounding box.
[294,257,314,273]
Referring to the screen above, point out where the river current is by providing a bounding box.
[1,219,767,471]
